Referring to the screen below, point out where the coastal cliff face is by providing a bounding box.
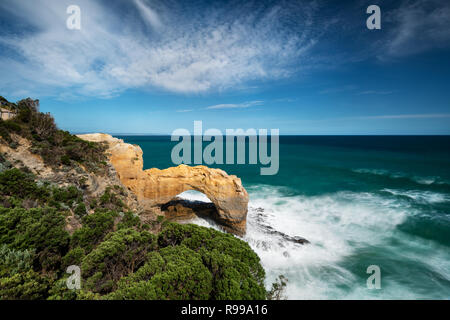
[77,133,249,235]
[0,133,140,208]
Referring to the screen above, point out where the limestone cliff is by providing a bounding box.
[77,133,249,235]
[0,133,141,212]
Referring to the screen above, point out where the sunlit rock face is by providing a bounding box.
[78,133,249,235]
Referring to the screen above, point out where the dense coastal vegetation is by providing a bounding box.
[0,96,107,173]
[0,97,280,300]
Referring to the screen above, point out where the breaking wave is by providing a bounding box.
[352,168,449,186]
[381,189,450,204]
[178,186,450,299]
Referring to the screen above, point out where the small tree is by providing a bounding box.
[267,275,288,300]
[31,112,57,139]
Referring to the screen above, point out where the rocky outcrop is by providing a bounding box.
[0,133,141,212]
[78,133,249,235]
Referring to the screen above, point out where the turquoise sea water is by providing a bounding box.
[117,135,450,299]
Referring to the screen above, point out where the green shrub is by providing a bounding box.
[158,223,266,299]
[200,248,266,299]
[106,224,267,300]
[81,228,156,294]
[17,107,32,123]
[0,206,70,271]
[0,204,268,300]
[52,186,82,205]
[109,245,213,300]
[30,112,57,140]
[47,277,78,300]
[117,211,141,230]
[0,169,49,201]
[61,155,71,166]
[62,246,85,269]
[0,169,88,211]
[99,187,125,210]
[0,270,51,300]
[267,275,288,300]
[0,244,35,277]
[74,203,87,218]
[3,120,21,133]
[70,210,118,252]
[90,199,98,208]
[0,123,13,144]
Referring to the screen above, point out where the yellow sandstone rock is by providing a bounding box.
[77,133,249,235]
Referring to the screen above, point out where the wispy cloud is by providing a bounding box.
[319,85,357,94]
[356,90,394,95]
[134,0,162,29]
[0,0,322,98]
[353,114,450,120]
[319,86,393,96]
[205,100,263,110]
[176,109,193,113]
[381,0,450,58]
[279,113,450,125]
[273,97,297,103]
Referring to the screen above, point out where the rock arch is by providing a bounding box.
[77,134,249,235]
[141,165,249,235]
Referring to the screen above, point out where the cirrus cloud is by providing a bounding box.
[0,0,322,98]
[205,100,263,110]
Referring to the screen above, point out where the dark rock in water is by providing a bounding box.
[163,202,311,245]
[252,210,310,245]
[271,229,309,245]
[255,240,270,251]
[290,235,310,245]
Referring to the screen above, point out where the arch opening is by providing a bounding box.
[160,190,220,223]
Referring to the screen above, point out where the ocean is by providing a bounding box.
[116,135,450,299]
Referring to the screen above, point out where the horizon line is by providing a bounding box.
[72,132,450,137]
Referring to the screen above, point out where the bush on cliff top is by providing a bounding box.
[0,167,268,300]
[108,245,213,300]
[0,168,84,210]
[0,206,70,272]
[82,228,157,294]
[101,223,266,300]
[158,222,266,299]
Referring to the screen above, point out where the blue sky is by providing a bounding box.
[1,0,449,134]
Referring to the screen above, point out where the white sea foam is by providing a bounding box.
[177,190,212,203]
[352,168,448,186]
[243,186,413,299]
[382,189,450,204]
[176,186,450,299]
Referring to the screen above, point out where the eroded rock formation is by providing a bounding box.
[77,133,249,235]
